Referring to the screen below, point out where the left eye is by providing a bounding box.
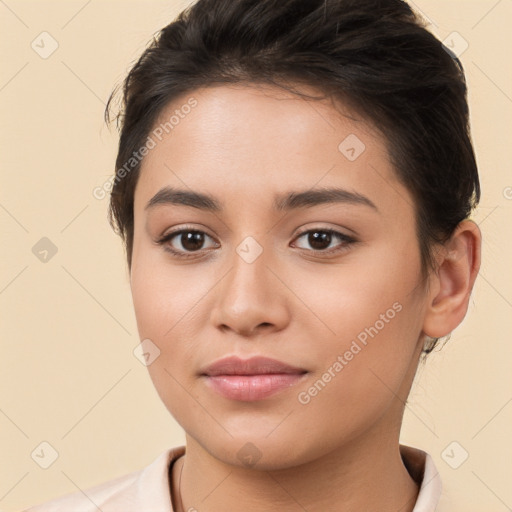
[292,229,355,253]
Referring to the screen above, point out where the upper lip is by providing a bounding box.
[201,356,307,376]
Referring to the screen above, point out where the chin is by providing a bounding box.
[188,427,327,471]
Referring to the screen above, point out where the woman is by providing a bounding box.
[25,0,481,510]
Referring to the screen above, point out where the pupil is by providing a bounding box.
[182,231,204,251]
[309,231,331,250]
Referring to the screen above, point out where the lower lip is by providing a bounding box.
[204,373,306,401]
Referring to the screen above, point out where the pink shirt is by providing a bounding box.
[24,444,449,511]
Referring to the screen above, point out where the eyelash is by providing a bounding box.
[155,225,357,260]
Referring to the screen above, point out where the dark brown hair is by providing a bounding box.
[105,0,480,354]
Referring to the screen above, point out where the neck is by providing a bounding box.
[172,420,420,512]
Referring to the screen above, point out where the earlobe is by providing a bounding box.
[422,220,481,338]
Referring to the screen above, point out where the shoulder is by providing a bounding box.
[22,446,185,512]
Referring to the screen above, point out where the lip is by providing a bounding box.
[200,356,308,401]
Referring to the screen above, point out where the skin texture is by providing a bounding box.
[129,84,481,512]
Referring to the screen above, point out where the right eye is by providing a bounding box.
[156,227,219,259]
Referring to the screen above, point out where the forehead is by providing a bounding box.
[134,84,410,218]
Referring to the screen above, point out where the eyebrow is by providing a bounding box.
[145,186,378,212]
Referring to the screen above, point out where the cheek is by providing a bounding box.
[296,242,425,401]
[299,239,423,349]
[307,292,420,389]
[130,257,215,389]
[130,262,199,424]
[131,254,207,340]
[291,296,423,453]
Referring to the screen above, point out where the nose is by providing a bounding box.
[209,244,290,338]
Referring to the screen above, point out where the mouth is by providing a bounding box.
[200,355,308,401]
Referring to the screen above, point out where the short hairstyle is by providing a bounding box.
[105,0,480,355]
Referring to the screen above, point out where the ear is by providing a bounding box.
[422,220,482,338]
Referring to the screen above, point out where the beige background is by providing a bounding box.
[1,1,511,510]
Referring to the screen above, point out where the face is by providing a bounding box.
[130,84,430,469]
